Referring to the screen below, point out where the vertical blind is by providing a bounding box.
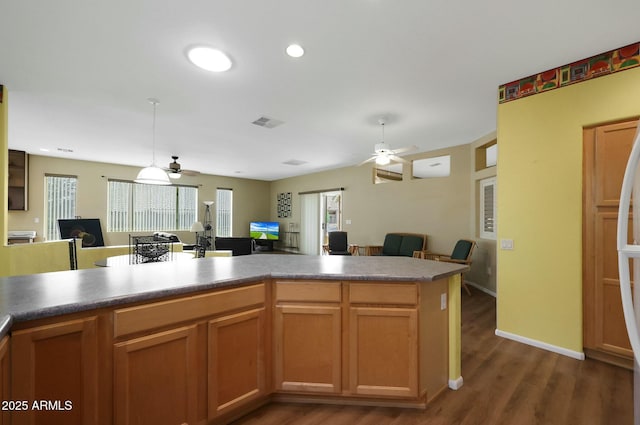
[108,180,197,232]
[216,188,232,237]
[45,175,77,241]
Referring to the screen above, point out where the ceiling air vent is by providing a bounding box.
[282,159,307,166]
[251,116,284,129]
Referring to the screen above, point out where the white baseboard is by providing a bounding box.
[465,280,496,297]
[495,329,585,360]
[448,376,464,390]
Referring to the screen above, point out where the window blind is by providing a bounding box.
[216,188,232,237]
[45,175,77,241]
[108,180,197,232]
[480,177,496,240]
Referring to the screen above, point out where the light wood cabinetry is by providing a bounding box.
[349,306,418,397]
[274,281,342,394]
[583,120,636,367]
[8,149,28,211]
[273,279,449,404]
[348,282,419,398]
[114,325,198,425]
[208,308,266,418]
[112,282,267,425]
[0,336,10,425]
[11,317,99,425]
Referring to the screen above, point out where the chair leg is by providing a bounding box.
[462,281,472,296]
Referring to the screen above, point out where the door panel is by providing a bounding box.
[584,119,637,364]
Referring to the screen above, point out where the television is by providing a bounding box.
[58,218,105,247]
[250,221,279,241]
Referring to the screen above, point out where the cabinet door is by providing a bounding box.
[274,304,341,394]
[0,336,10,425]
[114,325,198,425]
[349,307,418,398]
[208,308,265,418]
[11,317,98,425]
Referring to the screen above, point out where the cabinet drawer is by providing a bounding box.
[349,282,417,305]
[275,281,341,303]
[114,283,265,338]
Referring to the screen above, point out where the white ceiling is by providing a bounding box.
[1,0,639,181]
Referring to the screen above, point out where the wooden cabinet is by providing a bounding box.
[8,149,28,211]
[272,279,449,404]
[112,283,267,424]
[114,325,198,425]
[273,281,342,394]
[11,317,99,425]
[348,282,419,398]
[208,308,266,418]
[349,306,418,397]
[0,336,10,425]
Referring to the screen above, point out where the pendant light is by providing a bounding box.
[135,98,171,185]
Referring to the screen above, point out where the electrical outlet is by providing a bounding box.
[440,293,447,310]
[346,219,352,225]
[487,266,492,276]
[34,217,40,224]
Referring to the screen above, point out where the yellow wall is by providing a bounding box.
[496,67,640,352]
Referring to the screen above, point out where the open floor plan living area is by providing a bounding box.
[1,1,640,424]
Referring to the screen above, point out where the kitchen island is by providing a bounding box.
[0,254,467,425]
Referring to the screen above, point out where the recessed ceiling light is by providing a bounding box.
[286,44,304,58]
[187,46,232,72]
[39,148,50,152]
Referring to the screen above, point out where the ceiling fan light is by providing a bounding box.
[135,166,172,185]
[168,171,182,179]
[188,47,232,72]
[376,155,391,166]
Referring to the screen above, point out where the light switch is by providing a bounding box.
[440,293,447,310]
[345,219,352,225]
[500,239,514,250]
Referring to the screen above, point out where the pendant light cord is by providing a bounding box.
[148,98,160,166]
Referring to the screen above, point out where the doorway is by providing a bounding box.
[583,118,637,367]
[299,190,344,255]
[320,191,343,252]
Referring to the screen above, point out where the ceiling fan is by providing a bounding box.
[359,118,417,166]
[165,156,200,179]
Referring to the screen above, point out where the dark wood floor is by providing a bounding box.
[232,288,634,425]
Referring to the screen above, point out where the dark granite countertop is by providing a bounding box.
[0,255,467,338]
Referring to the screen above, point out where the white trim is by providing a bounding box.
[495,329,585,360]
[466,280,496,297]
[448,376,464,390]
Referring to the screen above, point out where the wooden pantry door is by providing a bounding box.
[583,119,637,367]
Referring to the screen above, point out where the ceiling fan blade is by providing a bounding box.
[181,169,200,176]
[358,156,377,166]
[391,145,418,155]
[388,154,409,163]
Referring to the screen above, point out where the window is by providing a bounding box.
[480,177,496,240]
[216,188,233,237]
[108,180,197,232]
[45,175,77,241]
[475,140,497,171]
[412,155,451,179]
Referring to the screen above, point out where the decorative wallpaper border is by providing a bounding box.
[498,42,640,103]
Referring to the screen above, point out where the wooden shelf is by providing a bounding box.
[8,150,28,211]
